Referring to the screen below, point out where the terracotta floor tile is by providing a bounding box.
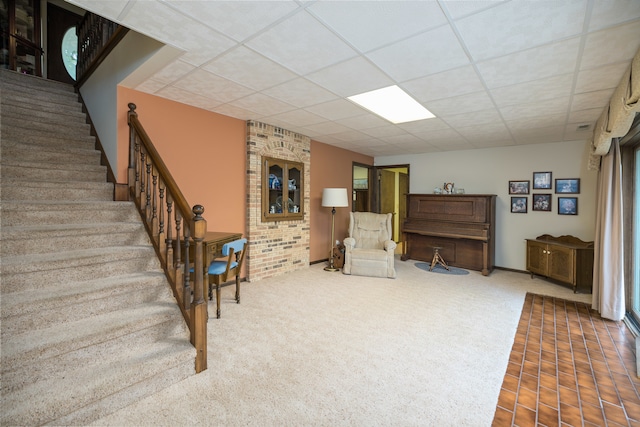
[493,293,640,427]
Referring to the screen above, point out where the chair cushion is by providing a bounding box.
[349,248,390,262]
[208,260,238,275]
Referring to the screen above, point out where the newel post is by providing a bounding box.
[127,103,138,198]
[190,205,207,373]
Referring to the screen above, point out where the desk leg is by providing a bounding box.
[216,284,221,319]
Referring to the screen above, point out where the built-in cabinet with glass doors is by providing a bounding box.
[1,0,41,76]
[262,156,303,222]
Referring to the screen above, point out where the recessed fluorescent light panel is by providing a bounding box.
[348,85,435,124]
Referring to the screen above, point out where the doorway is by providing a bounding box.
[352,162,409,246]
[46,2,81,84]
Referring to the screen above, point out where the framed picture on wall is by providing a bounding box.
[558,197,578,215]
[532,194,551,212]
[555,178,580,194]
[509,180,530,194]
[533,172,552,189]
[511,197,528,213]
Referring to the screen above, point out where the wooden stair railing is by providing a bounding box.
[127,103,207,373]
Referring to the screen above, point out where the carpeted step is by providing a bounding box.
[1,334,194,427]
[0,222,150,256]
[1,179,113,201]
[0,124,96,148]
[2,114,91,136]
[0,271,170,322]
[0,68,77,95]
[0,160,107,183]
[1,201,141,226]
[1,102,87,124]
[1,246,163,293]
[0,90,83,115]
[1,141,101,164]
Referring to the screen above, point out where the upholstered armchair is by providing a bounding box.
[342,212,396,279]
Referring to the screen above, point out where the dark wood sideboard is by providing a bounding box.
[401,194,496,275]
[526,234,594,293]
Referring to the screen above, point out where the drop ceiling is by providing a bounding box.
[67,0,640,157]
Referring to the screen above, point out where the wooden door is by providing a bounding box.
[526,240,548,276]
[379,169,396,239]
[548,245,575,285]
[47,3,82,84]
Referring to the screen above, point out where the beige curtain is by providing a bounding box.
[589,48,640,170]
[592,139,625,321]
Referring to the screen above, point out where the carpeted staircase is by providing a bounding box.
[0,69,195,426]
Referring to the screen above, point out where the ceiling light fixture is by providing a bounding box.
[348,85,435,124]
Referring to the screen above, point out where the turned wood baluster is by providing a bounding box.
[127,103,139,199]
[158,182,166,259]
[174,211,184,306]
[138,150,146,209]
[182,222,191,310]
[150,170,159,237]
[165,194,174,272]
[145,161,152,223]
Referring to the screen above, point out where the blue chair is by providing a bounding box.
[207,238,247,319]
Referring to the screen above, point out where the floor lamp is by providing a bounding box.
[322,188,349,272]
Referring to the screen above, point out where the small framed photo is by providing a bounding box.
[509,180,530,194]
[555,178,580,194]
[532,194,552,212]
[511,197,528,213]
[558,197,578,215]
[533,172,552,189]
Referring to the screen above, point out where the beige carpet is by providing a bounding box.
[91,258,591,426]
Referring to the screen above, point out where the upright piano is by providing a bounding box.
[401,194,496,275]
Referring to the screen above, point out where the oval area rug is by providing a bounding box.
[415,262,469,275]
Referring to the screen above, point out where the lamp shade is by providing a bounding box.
[322,188,349,208]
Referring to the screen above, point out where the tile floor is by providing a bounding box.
[493,293,640,426]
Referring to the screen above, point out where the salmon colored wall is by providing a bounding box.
[310,141,373,263]
[117,88,247,236]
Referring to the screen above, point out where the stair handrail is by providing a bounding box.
[127,103,207,373]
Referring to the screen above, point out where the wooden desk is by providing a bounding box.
[199,231,243,268]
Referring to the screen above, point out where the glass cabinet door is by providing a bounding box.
[263,156,303,222]
[1,0,41,76]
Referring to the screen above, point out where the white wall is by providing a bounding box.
[79,31,170,181]
[375,140,597,271]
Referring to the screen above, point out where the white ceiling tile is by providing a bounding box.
[456,122,512,141]
[309,1,447,52]
[385,134,423,145]
[580,20,640,70]
[563,125,593,141]
[262,78,338,108]
[213,104,263,121]
[121,2,236,65]
[360,125,411,139]
[230,93,296,117]
[156,86,223,111]
[396,118,452,134]
[575,62,630,93]
[303,121,353,135]
[173,69,254,103]
[442,108,503,129]
[135,78,169,94]
[426,91,496,116]
[366,25,470,82]
[512,125,565,144]
[568,108,603,124]
[324,130,373,143]
[455,0,586,61]
[202,46,297,91]
[571,88,615,111]
[66,0,128,21]
[335,114,390,131]
[402,65,486,102]
[306,57,394,97]
[505,113,566,131]
[151,60,195,85]
[589,1,640,31]
[246,10,358,75]
[477,38,581,88]
[263,109,327,127]
[500,96,570,122]
[441,1,506,20]
[304,99,365,121]
[409,128,467,144]
[169,1,300,42]
[491,74,574,108]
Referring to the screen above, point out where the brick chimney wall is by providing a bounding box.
[246,120,310,281]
